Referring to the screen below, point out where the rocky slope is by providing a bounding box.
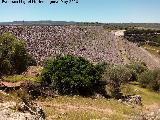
[0,25,159,68]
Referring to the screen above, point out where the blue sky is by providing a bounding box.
[0,0,160,23]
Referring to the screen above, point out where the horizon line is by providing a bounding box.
[0,20,160,24]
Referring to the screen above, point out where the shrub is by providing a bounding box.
[41,55,105,95]
[124,28,160,46]
[121,84,135,96]
[138,69,160,91]
[102,65,132,99]
[94,62,109,96]
[0,33,36,75]
[138,70,153,88]
[126,62,148,81]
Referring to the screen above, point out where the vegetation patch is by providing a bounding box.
[124,28,160,46]
[143,44,160,58]
[1,75,39,83]
[138,69,160,91]
[102,65,132,99]
[38,95,140,120]
[40,55,106,96]
[0,33,36,76]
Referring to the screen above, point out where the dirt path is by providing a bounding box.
[0,81,24,88]
[38,102,114,114]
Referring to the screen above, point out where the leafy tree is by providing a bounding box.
[102,65,132,99]
[138,69,160,91]
[0,32,36,75]
[41,55,106,95]
[126,62,148,81]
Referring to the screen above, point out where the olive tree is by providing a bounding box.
[0,33,36,75]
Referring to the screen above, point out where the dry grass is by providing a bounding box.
[143,44,160,58]
[37,95,141,120]
[1,71,160,120]
[36,83,160,120]
[128,83,160,106]
[0,82,159,120]
[1,75,39,83]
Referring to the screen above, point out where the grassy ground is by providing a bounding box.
[122,82,160,105]
[143,44,160,58]
[37,96,140,120]
[36,83,160,120]
[0,80,159,120]
[0,66,42,83]
[0,92,141,120]
[0,68,160,120]
[1,75,39,83]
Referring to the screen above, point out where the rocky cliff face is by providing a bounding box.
[0,25,159,69]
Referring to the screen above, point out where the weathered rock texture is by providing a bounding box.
[0,102,45,120]
[118,95,142,106]
[0,25,160,69]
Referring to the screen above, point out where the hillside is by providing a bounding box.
[0,26,160,120]
[0,25,160,69]
[115,35,160,69]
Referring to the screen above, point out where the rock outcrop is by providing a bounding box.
[0,101,45,120]
[118,95,142,106]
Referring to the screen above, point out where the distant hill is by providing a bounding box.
[0,21,160,29]
[0,21,103,26]
[0,21,78,25]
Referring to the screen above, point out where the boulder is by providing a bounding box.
[119,95,142,106]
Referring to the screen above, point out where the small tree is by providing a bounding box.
[138,70,153,88]
[41,55,105,95]
[126,62,148,81]
[138,69,160,91]
[0,32,35,75]
[102,65,132,99]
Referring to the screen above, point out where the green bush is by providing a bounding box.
[93,62,109,96]
[41,55,106,95]
[121,84,135,96]
[138,70,153,88]
[124,28,160,46]
[0,33,36,75]
[102,65,132,99]
[138,69,160,91]
[126,62,148,81]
